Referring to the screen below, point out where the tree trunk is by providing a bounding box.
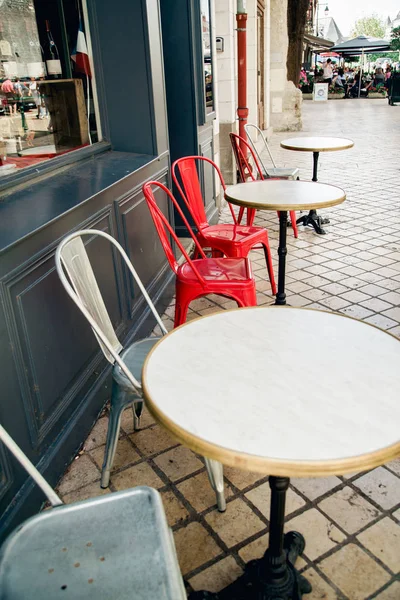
[286,0,309,86]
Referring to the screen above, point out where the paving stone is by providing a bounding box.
[205,498,265,548]
[385,458,400,476]
[173,522,222,575]
[319,544,390,600]
[318,486,380,534]
[130,424,177,456]
[300,568,339,599]
[246,481,305,517]
[285,508,346,560]
[160,489,189,527]
[374,581,400,599]
[120,406,155,433]
[353,467,400,510]
[57,455,100,495]
[188,556,244,593]
[153,446,204,481]
[112,461,164,490]
[62,480,110,504]
[89,438,141,472]
[357,517,400,572]
[83,416,110,451]
[364,314,398,330]
[223,466,266,490]
[291,476,341,502]
[177,471,234,512]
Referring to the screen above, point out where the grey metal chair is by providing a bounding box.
[0,424,186,600]
[55,230,226,511]
[245,123,300,180]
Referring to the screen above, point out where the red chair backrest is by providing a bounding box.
[142,181,207,285]
[172,156,238,227]
[229,133,265,183]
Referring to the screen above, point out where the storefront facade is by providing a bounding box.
[0,0,218,539]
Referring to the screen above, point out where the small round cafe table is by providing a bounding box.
[224,180,345,305]
[142,307,400,600]
[280,137,354,234]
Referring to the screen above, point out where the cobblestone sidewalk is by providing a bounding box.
[58,98,400,599]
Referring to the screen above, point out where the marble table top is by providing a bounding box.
[280,137,354,153]
[224,180,346,211]
[142,307,400,478]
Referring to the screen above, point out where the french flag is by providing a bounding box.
[71,21,91,77]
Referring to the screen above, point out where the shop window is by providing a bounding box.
[201,0,214,115]
[0,0,100,176]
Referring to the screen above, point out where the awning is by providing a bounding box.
[304,33,334,53]
[331,35,391,54]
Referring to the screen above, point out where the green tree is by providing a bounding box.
[391,26,400,50]
[351,14,385,38]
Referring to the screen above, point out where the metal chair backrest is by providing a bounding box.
[172,156,237,227]
[229,132,265,183]
[55,230,167,392]
[245,123,277,172]
[0,423,62,507]
[142,181,208,286]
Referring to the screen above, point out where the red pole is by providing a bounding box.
[236,10,248,157]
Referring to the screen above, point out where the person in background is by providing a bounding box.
[374,67,385,87]
[1,77,17,115]
[29,77,42,118]
[322,58,333,85]
[385,65,392,87]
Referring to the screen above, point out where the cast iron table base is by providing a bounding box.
[275,211,288,306]
[189,477,311,600]
[296,151,330,235]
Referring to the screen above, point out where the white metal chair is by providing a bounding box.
[245,123,300,180]
[55,230,226,511]
[0,424,186,599]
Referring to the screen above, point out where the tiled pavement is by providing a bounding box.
[58,99,400,599]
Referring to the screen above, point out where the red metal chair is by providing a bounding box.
[229,133,299,238]
[171,156,276,296]
[142,181,258,326]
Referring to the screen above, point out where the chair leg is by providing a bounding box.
[247,208,256,226]
[237,206,245,224]
[174,298,191,327]
[290,210,299,239]
[133,401,144,430]
[204,457,226,512]
[263,243,277,296]
[101,381,138,488]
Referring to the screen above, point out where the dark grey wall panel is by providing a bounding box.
[89,0,159,155]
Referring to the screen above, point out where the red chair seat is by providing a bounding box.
[172,156,276,296]
[143,181,258,327]
[178,257,252,283]
[199,224,266,244]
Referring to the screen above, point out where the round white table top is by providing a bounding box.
[224,180,346,211]
[142,307,400,478]
[280,136,354,153]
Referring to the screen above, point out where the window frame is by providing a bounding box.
[0,0,107,194]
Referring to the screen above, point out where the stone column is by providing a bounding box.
[269,0,302,131]
[246,0,258,131]
[215,0,237,184]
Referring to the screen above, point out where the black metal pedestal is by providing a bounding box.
[296,152,330,235]
[189,477,311,600]
[275,211,288,306]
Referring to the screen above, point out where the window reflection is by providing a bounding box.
[0,0,99,176]
[200,0,213,114]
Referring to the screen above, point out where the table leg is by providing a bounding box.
[275,210,288,306]
[296,152,330,235]
[189,477,311,600]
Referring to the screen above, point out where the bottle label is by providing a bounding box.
[46,59,62,75]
